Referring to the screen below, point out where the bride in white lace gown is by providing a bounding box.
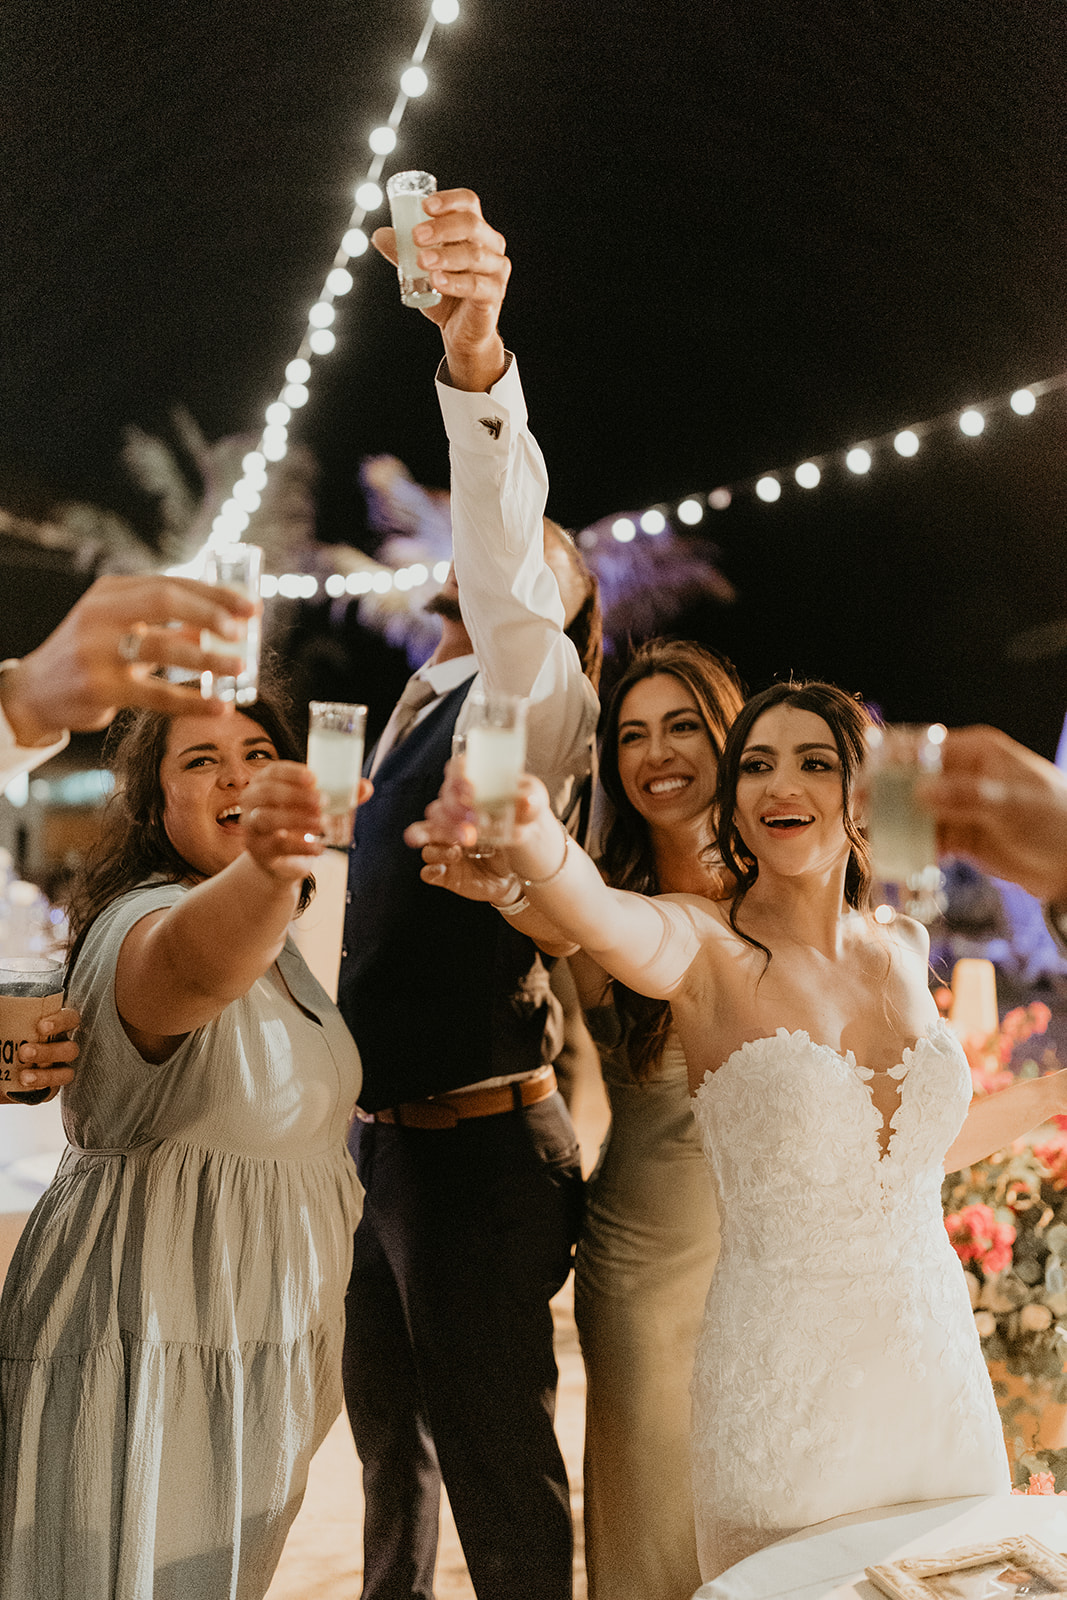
[410,678,1067,1580]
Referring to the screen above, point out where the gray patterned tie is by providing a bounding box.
[368,676,438,777]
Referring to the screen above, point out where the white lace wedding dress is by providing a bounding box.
[689,1020,1009,1579]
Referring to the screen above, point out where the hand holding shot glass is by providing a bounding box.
[0,956,66,1103]
[200,543,263,706]
[864,721,947,923]
[306,701,368,847]
[461,691,529,851]
[386,171,443,309]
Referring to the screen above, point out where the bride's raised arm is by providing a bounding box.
[406,768,706,1000]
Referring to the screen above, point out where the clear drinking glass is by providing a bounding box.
[201,543,263,705]
[386,171,443,309]
[307,701,368,848]
[864,722,947,923]
[0,955,65,1103]
[464,691,528,850]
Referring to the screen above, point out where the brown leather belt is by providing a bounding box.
[355,1065,557,1130]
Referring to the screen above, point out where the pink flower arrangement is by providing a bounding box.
[1033,1128,1067,1191]
[1012,1471,1067,1495]
[944,1202,1017,1277]
[961,1003,1053,1096]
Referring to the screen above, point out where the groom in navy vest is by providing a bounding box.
[337,188,601,1600]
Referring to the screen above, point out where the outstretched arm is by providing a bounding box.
[115,763,331,1056]
[945,1068,1067,1173]
[0,574,254,766]
[408,768,705,999]
[374,190,598,807]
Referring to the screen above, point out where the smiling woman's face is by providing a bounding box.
[733,703,850,873]
[159,712,279,879]
[615,673,718,830]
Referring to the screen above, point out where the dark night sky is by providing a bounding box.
[2,0,1066,750]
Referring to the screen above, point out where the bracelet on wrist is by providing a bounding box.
[493,889,531,917]
[519,822,570,889]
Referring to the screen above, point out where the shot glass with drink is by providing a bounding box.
[0,956,65,1103]
[386,171,443,310]
[462,691,528,852]
[306,701,368,848]
[200,543,263,706]
[863,722,947,923]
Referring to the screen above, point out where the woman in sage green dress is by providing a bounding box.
[0,686,364,1600]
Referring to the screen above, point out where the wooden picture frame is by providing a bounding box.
[866,1535,1067,1599]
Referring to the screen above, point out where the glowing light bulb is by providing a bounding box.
[309,302,335,328]
[409,563,428,585]
[325,574,347,598]
[282,383,309,409]
[242,451,266,474]
[873,903,895,925]
[259,574,280,598]
[232,482,261,512]
[326,267,353,296]
[262,438,288,463]
[225,507,250,534]
[342,228,370,257]
[309,328,336,355]
[355,181,384,211]
[347,572,374,595]
[262,423,288,449]
[301,576,319,598]
[755,476,781,502]
[1010,388,1036,415]
[677,497,704,525]
[794,462,820,489]
[640,509,666,534]
[279,575,303,599]
[265,401,291,427]
[285,359,311,384]
[373,571,394,593]
[432,0,460,19]
[846,448,872,475]
[708,488,732,511]
[894,430,919,457]
[400,66,429,96]
[612,518,637,542]
[369,126,397,155]
[959,410,984,436]
[433,560,451,583]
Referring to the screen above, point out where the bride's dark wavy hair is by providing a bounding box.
[715,680,874,967]
[65,673,313,955]
[597,638,746,1078]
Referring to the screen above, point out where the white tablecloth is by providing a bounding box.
[693,1494,1067,1599]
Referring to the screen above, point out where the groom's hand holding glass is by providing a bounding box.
[372,186,511,393]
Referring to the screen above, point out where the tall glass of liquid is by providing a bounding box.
[0,956,65,1103]
[464,691,528,850]
[386,171,443,309]
[201,543,263,705]
[864,722,947,922]
[307,701,368,847]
